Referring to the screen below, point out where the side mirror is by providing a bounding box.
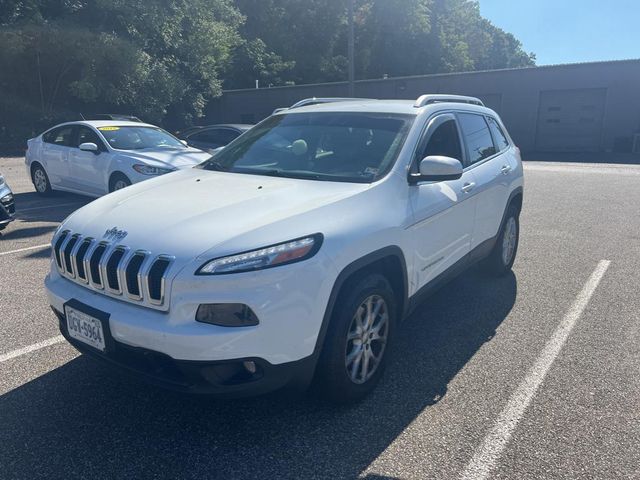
[79,142,98,153]
[410,156,463,183]
[180,140,188,146]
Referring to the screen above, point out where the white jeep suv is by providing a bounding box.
[46,95,523,402]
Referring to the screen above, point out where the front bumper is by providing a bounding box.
[52,305,315,396]
[0,185,15,228]
[46,250,337,364]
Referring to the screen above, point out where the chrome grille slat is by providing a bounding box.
[53,230,70,270]
[105,246,128,295]
[148,256,173,305]
[126,251,149,300]
[59,233,75,275]
[52,230,172,309]
[73,238,93,283]
[89,242,109,289]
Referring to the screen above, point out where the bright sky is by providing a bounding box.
[478,0,640,65]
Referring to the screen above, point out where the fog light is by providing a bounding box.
[243,361,257,374]
[195,303,259,327]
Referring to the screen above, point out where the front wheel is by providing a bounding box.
[481,205,519,276]
[315,273,397,403]
[109,173,132,192]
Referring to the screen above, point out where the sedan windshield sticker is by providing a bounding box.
[98,126,121,131]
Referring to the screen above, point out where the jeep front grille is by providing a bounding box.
[52,230,174,310]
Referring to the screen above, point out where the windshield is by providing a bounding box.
[97,126,185,150]
[200,112,414,183]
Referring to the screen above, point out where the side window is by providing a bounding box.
[75,127,105,150]
[486,117,509,152]
[43,126,75,146]
[458,113,496,165]
[419,119,463,164]
[191,128,240,146]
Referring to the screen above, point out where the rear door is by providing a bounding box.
[408,114,478,289]
[68,126,109,195]
[456,112,513,249]
[41,125,76,188]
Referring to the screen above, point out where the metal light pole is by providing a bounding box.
[348,0,355,97]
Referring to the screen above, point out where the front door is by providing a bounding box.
[408,114,477,290]
[68,126,108,195]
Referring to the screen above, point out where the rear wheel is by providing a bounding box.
[31,163,52,196]
[315,273,396,403]
[109,173,131,192]
[481,205,519,276]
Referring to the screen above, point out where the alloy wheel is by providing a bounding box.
[502,216,517,265]
[34,169,47,192]
[113,180,128,191]
[345,294,389,384]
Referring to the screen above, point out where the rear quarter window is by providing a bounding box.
[458,113,496,165]
[486,117,510,152]
[43,126,75,147]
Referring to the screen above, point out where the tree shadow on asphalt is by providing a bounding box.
[0,269,517,480]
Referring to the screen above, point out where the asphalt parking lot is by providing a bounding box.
[1,156,639,479]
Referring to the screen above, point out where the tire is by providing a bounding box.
[315,273,397,403]
[109,173,132,192]
[481,205,520,276]
[31,163,53,196]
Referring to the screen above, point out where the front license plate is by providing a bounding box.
[65,306,106,351]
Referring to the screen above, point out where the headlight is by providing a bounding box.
[132,164,174,175]
[196,234,323,275]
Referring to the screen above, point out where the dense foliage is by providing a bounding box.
[0,0,534,152]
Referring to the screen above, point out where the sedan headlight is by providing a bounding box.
[197,234,322,275]
[132,164,174,175]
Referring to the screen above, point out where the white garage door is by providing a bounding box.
[535,88,607,151]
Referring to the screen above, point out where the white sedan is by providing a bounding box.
[26,120,212,197]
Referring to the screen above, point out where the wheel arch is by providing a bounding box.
[312,246,409,360]
[30,160,45,175]
[508,187,523,215]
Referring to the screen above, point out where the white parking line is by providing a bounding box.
[0,243,50,257]
[461,259,611,480]
[0,335,65,363]
[18,202,83,213]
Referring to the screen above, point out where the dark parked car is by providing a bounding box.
[0,173,15,231]
[176,124,252,152]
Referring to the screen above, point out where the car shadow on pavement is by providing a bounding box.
[0,191,90,241]
[0,269,516,479]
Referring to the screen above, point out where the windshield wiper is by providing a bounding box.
[255,169,325,181]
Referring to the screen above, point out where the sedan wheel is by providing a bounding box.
[32,165,52,195]
[113,179,129,191]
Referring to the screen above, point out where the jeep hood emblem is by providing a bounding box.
[104,227,128,241]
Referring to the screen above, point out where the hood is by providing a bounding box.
[117,147,211,169]
[62,169,370,260]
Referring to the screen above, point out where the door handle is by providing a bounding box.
[461,182,475,193]
[501,165,512,175]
